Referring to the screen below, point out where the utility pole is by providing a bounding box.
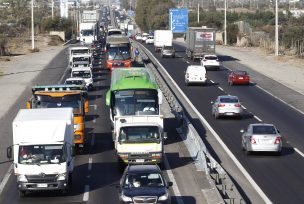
[31,0,35,50]
[52,0,54,19]
[275,0,279,56]
[224,0,227,45]
[197,3,200,23]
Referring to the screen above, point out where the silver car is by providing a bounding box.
[211,95,242,119]
[241,124,282,155]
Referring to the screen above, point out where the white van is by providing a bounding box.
[71,67,93,90]
[185,65,207,86]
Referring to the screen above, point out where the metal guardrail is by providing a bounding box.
[133,41,245,204]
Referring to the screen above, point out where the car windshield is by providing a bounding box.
[219,97,239,103]
[205,56,218,60]
[19,145,66,165]
[65,80,84,85]
[124,172,164,188]
[72,71,91,78]
[163,46,173,50]
[253,125,277,134]
[119,126,160,143]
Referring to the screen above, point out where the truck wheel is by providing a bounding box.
[19,190,26,197]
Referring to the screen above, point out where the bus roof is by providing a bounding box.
[110,68,158,91]
[106,35,129,45]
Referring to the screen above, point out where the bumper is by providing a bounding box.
[186,78,207,84]
[118,156,162,165]
[204,65,220,70]
[248,144,282,152]
[18,180,68,191]
[232,79,250,85]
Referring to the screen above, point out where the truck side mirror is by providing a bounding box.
[7,146,12,159]
[85,99,89,113]
[163,132,168,140]
[158,89,163,105]
[26,101,31,109]
[106,90,111,106]
[167,181,173,187]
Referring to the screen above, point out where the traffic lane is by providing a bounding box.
[85,68,121,204]
[142,43,304,203]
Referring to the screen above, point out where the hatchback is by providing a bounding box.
[118,165,172,204]
[200,54,220,70]
[241,124,282,155]
[228,70,250,85]
[211,95,242,119]
[185,65,207,86]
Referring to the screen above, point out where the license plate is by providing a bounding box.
[136,159,145,163]
[226,113,234,116]
[113,63,123,67]
[37,183,48,188]
[239,77,244,79]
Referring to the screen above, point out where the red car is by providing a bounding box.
[228,70,250,85]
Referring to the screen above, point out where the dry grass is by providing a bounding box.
[28,48,40,53]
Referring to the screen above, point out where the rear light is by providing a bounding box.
[234,103,241,107]
[218,104,225,107]
[250,136,256,144]
[274,137,281,144]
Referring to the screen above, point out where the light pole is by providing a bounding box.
[224,0,227,45]
[197,3,200,23]
[52,0,54,20]
[275,0,279,56]
[31,0,35,50]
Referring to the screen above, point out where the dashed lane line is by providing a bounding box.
[218,87,224,91]
[88,158,93,171]
[294,148,304,158]
[254,115,263,122]
[83,185,90,201]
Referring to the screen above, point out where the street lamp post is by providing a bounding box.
[52,0,54,20]
[275,0,279,56]
[224,0,227,45]
[31,0,34,50]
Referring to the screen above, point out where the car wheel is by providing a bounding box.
[19,190,26,197]
[214,112,219,119]
[244,145,251,155]
[275,150,282,156]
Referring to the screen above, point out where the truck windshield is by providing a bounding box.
[119,126,160,143]
[107,47,131,60]
[19,145,66,165]
[113,89,159,116]
[81,30,93,36]
[72,70,92,79]
[72,57,90,63]
[35,95,82,115]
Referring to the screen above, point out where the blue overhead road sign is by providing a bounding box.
[169,8,188,33]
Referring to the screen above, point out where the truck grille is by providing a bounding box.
[26,174,58,183]
[133,196,157,203]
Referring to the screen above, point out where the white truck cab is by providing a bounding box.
[71,67,93,90]
[7,108,75,196]
[113,115,167,167]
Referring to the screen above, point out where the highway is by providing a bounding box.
[141,42,304,204]
[0,45,210,204]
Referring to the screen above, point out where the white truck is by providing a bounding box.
[70,53,91,69]
[113,115,167,168]
[7,108,75,196]
[153,30,173,52]
[79,10,98,45]
[69,46,91,67]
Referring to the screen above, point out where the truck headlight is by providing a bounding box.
[121,193,132,202]
[74,134,81,140]
[158,192,169,201]
[17,174,28,182]
[57,173,66,181]
[151,153,162,158]
[74,124,81,131]
[118,153,128,159]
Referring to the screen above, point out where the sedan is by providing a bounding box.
[241,124,282,155]
[200,54,220,70]
[118,165,172,204]
[228,70,250,85]
[211,95,242,119]
[145,36,154,44]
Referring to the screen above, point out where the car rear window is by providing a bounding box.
[205,56,218,60]
[220,97,238,103]
[252,126,277,134]
[234,71,247,75]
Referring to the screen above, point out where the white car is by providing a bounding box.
[65,77,88,91]
[185,65,207,86]
[241,124,282,155]
[135,34,142,41]
[71,67,93,90]
[200,54,220,70]
[211,95,242,119]
[145,36,154,44]
[141,33,149,42]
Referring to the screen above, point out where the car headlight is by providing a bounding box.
[57,173,66,181]
[121,193,132,202]
[17,174,28,182]
[74,124,81,131]
[158,192,169,201]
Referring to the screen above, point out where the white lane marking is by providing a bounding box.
[83,185,90,201]
[0,164,13,195]
[218,87,224,91]
[142,47,272,204]
[256,85,304,116]
[210,80,215,83]
[164,155,184,204]
[58,65,70,84]
[186,61,190,64]
[88,158,93,170]
[254,115,263,122]
[93,118,96,123]
[294,148,304,158]
[91,133,95,146]
[241,105,247,110]
[222,64,232,71]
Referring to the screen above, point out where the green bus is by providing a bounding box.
[106,68,163,124]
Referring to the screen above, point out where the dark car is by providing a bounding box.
[118,165,173,204]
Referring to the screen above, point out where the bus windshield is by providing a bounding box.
[113,89,159,116]
[107,47,131,60]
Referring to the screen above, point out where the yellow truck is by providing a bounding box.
[26,85,89,150]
